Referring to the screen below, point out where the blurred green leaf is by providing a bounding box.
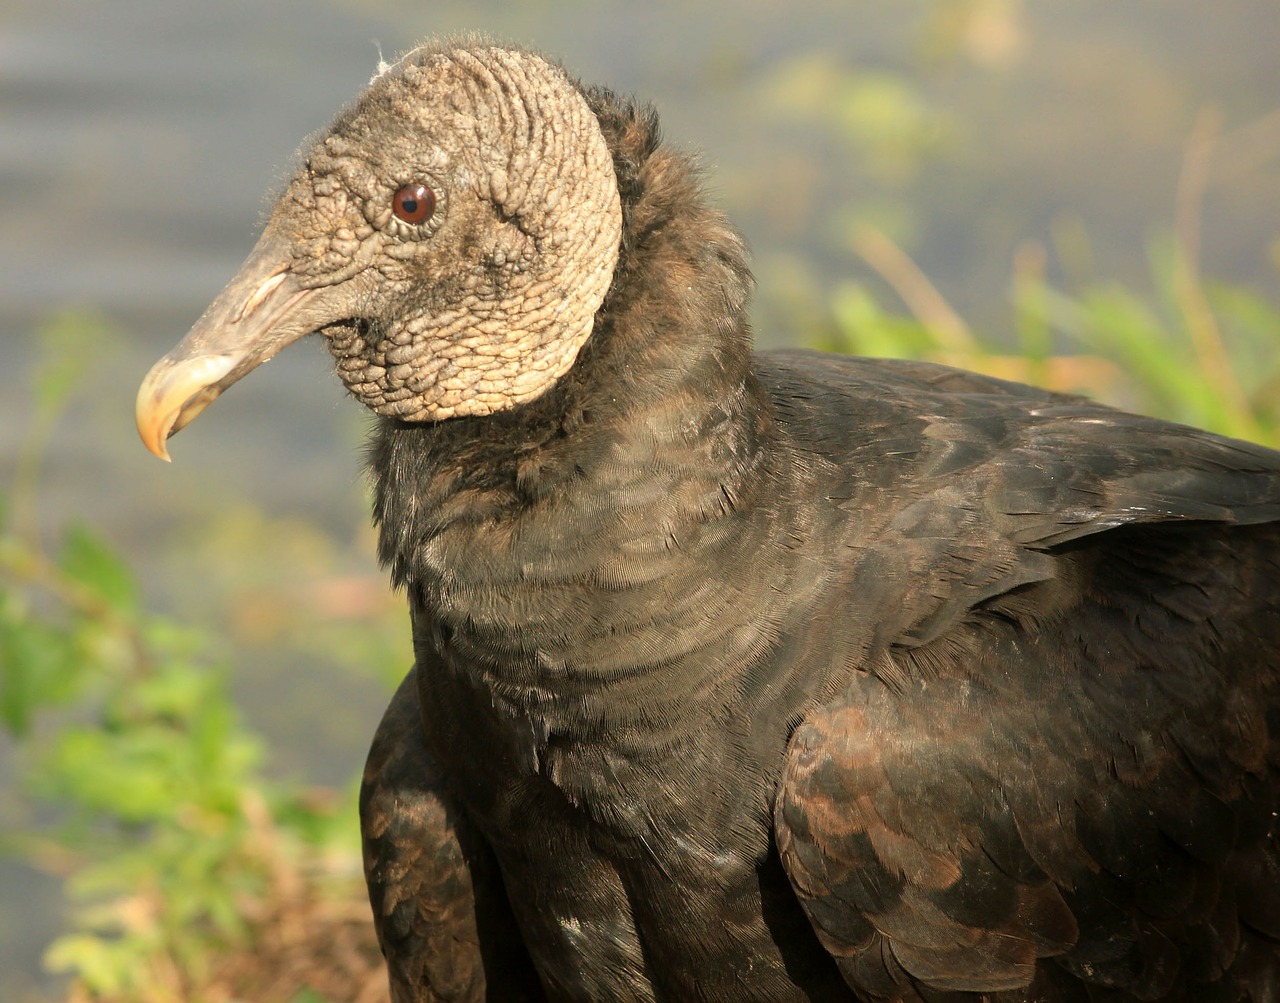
[60,524,138,613]
[45,933,129,996]
[826,282,941,358]
[811,219,1278,448]
[3,308,382,1000]
[0,589,81,736]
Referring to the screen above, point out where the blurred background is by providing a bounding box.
[2,1,1278,999]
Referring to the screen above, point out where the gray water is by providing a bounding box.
[2,0,1278,996]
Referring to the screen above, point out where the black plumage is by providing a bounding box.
[137,41,1280,1001]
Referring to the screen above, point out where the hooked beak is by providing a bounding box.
[136,230,326,461]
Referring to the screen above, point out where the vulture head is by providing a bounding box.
[137,42,624,458]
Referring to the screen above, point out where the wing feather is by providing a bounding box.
[361,667,545,1002]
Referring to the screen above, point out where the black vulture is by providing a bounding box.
[136,40,1280,1002]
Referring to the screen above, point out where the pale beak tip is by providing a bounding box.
[135,401,176,462]
[135,354,236,463]
[134,385,171,462]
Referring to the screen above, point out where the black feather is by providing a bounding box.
[250,47,1280,1002]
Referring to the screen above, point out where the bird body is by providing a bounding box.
[137,40,1280,1001]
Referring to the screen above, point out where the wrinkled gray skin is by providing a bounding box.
[136,45,620,452]
[312,46,622,420]
[139,39,1280,1003]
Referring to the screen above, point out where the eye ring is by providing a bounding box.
[392,183,436,225]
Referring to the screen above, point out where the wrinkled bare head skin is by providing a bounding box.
[136,42,622,456]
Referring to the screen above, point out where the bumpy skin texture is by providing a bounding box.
[282,45,621,421]
[144,41,1280,1003]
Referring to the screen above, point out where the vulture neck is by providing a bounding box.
[368,101,794,719]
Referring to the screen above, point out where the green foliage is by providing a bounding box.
[3,484,264,1001]
[821,228,1280,448]
[1,317,370,1003]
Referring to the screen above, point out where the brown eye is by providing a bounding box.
[392,183,435,224]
